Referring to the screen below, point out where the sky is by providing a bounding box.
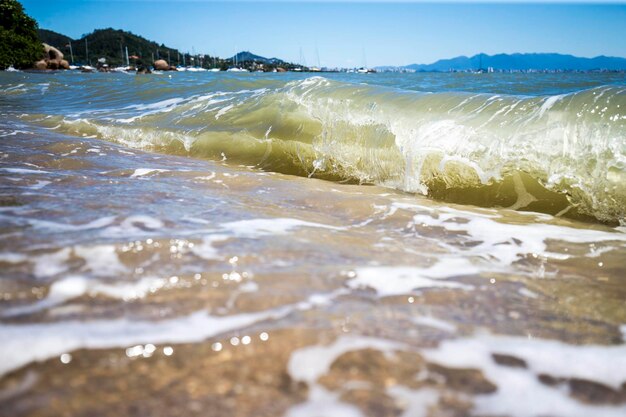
[21,1,626,67]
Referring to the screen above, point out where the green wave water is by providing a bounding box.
[7,73,626,223]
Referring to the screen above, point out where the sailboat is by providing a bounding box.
[473,53,487,74]
[356,49,376,73]
[227,51,248,72]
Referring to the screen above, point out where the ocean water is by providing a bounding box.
[1,70,625,416]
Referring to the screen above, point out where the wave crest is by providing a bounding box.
[29,77,626,223]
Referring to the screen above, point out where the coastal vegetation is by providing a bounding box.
[38,27,303,71]
[38,28,186,67]
[0,0,42,69]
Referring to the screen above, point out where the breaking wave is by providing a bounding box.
[24,77,626,223]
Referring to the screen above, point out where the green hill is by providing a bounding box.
[38,27,196,67]
[35,28,298,71]
[37,28,71,49]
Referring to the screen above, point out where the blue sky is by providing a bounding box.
[22,1,626,67]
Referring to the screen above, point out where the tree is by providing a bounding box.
[0,0,42,69]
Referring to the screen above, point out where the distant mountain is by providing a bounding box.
[37,28,189,66]
[231,51,284,65]
[403,53,626,72]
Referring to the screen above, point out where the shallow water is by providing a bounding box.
[1,71,625,417]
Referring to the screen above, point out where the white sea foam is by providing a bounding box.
[285,336,404,417]
[73,244,127,276]
[0,305,291,377]
[120,215,164,230]
[221,217,340,238]
[127,97,185,112]
[0,167,51,174]
[288,336,403,385]
[284,385,364,417]
[3,215,117,234]
[32,248,71,278]
[215,104,234,119]
[394,202,626,267]
[0,288,344,378]
[0,252,27,263]
[28,180,51,190]
[348,258,475,297]
[2,275,167,317]
[191,234,230,260]
[29,242,127,279]
[411,315,457,333]
[129,168,169,178]
[423,333,626,417]
[386,386,440,417]
[116,98,186,123]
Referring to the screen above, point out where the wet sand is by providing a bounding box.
[1,125,625,416]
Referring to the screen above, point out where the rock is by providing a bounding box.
[568,378,626,404]
[43,43,64,62]
[137,66,152,74]
[39,43,69,70]
[153,59,169,71]
[34,60,47,70]
[491,353,527,368]
[169,66,178,71]
[426,363,498,394]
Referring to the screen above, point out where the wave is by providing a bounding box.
[24,77,626,224]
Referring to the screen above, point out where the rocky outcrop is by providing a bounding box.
[43,43,63,61]
[35,43,69,70]
[153,59,169,71]
[34,60,47,70]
